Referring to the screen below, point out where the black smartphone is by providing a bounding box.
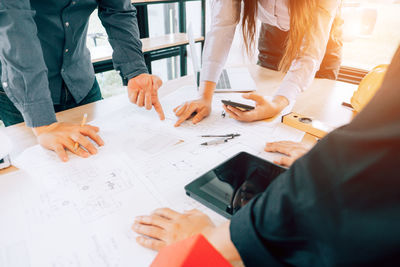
[221,100,255,111]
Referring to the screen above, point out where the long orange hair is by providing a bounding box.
[239,0,341,72]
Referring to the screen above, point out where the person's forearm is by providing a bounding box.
[200,81,216,102]
[97,0,148,85]
[0,3,57,127]
[202,222,242,263]
[273,95,289,110]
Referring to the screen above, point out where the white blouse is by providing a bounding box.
[201,0,340,105]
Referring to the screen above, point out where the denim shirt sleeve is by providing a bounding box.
[0,0,57,127]
[97,0,149,85]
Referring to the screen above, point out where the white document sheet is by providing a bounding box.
[161,85,304,145]
[7,85,305,266]
[8,152,165,267]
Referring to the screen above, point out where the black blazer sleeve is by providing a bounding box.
[230,46,400,267]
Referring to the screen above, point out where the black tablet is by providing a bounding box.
[185,152,285,218]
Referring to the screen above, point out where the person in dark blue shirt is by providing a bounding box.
[132,46,400,266]
[0,0,164,161]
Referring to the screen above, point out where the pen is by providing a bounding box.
[74,113,87,152]
[201,138,229,146]
[201,133,240,138]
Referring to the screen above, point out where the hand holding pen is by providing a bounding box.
[33,113,104,162]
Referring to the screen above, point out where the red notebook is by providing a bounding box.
[151,234,232,267]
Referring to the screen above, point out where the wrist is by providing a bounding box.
[201,95,213,104]
[272,95,289,111]
[201,222,241,262]
[201,226,221,256]
[200,81,216,102]
[32,122,57,136]
[201,226,216,241]
[126,71,149,82]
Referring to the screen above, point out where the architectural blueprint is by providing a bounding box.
[3,152,164,266]
[5,85,304,266]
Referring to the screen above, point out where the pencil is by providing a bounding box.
[74,113,87,152]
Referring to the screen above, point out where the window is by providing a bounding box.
[87,10,122,98]
[151,56,180,81]
[86,4,204,98]
[148,4,181,80]
[185,1,204,76]
[341,0,400,70]
[96,71,126,99]
[148,3,179,37]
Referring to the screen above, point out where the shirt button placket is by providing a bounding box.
[62,7,70,81]
[64,18,70,54]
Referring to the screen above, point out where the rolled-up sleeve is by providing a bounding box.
[274,0,340,105]
[0,0,56,127]
[200,0,241,83]
[97,0,148,85]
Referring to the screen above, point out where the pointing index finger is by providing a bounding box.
[174,105,196,127]
[153,98,165,120]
